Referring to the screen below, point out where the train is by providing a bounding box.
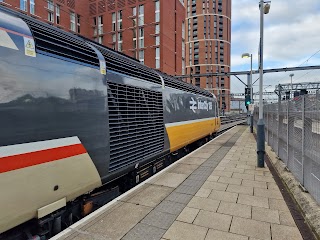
[0,5,220,239]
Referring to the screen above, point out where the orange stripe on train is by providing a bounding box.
[0,144,87,173]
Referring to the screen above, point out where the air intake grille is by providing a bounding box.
[20,16,100,67]
[108,82,164,172]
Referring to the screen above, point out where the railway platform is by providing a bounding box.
[53,126,304,240]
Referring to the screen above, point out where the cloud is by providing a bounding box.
[230,0,320,96]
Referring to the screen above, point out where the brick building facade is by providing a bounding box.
[0,0,186,76]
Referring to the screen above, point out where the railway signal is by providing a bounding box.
[245,87,252,109]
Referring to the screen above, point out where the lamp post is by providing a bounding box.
[242,53,253,133]
[257,0,271,168]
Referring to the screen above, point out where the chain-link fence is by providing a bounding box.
[253,92,320,204]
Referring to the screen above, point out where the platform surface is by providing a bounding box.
[55,126,303,240]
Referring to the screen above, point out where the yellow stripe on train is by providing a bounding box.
[165,117,220,152]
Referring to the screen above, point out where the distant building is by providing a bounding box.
[184,0,231,111]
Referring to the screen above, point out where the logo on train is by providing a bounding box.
[189,97,212,113]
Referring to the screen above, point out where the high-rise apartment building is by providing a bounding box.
[90,0,185,75]
[184,0,231,111]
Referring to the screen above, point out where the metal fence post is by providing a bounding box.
[301,95,305,186]
[266,105,269,143]
[287,101,290,164]
[277,92,281,156]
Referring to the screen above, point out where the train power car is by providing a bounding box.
[0,5,220,239]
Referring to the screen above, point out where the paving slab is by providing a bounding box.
[187,196,220,212]
[152,172,188,188]
[176,207,199,224]
[205,229,249,240]
[181,157,207,166]
[268,198,290,212]
[242,179,267,189]
[232,172,255,180]
[230,216,271,240]
[208,189,238,203]
[217,201,252,218]
[168,163,199,175]
[252,206,280,224]
[155,200,185,216]
[278,210,296,227]
[254,188,283,200]
[163,221,208,240]
[141,210,176,229]
[218,176,242,185]
[165,192,193,205]
[271,224,303,240]
[78,202,152,240]
[226,184,254,195]
[122,223,166,240]
[195,188,212,198]
[193,210,232,231]
[254,175,275,183]
[237,194,269,208]
[211,170,233,177]
[207,175,220,182]
[202,181,228,191]
[126,185,173,207]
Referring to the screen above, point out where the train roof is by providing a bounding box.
[0,5,213,98]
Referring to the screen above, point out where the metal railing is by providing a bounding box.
[253,92,320,204]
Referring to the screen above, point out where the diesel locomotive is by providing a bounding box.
[0,5,220,239]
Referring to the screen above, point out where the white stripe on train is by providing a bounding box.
[0,136,81,157]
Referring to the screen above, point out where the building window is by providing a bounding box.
[117,10,122,31]
[98,16,103,35]
[139,28,144,48]
[70,12,76,31]
[155,35,160,46]
[112,12,116,31]
[132,6,136,16]
[48,0,54,11]
[30,0,35,15]
[132,7,137,27]
[139,50,144,64]
[155,47,160,68]
[112,33,116,43]
[155,24,160,34]
[77,15,80,33]
[155,0,160,22]
[98,36,103,44]
[56,5,60,24]
[20,0,27,11]
[138,4,144,26]
[133,30,137,49]
[118,32,122,52]
[182,21,185,40]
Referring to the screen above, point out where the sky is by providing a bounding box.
[230,0,320,100]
